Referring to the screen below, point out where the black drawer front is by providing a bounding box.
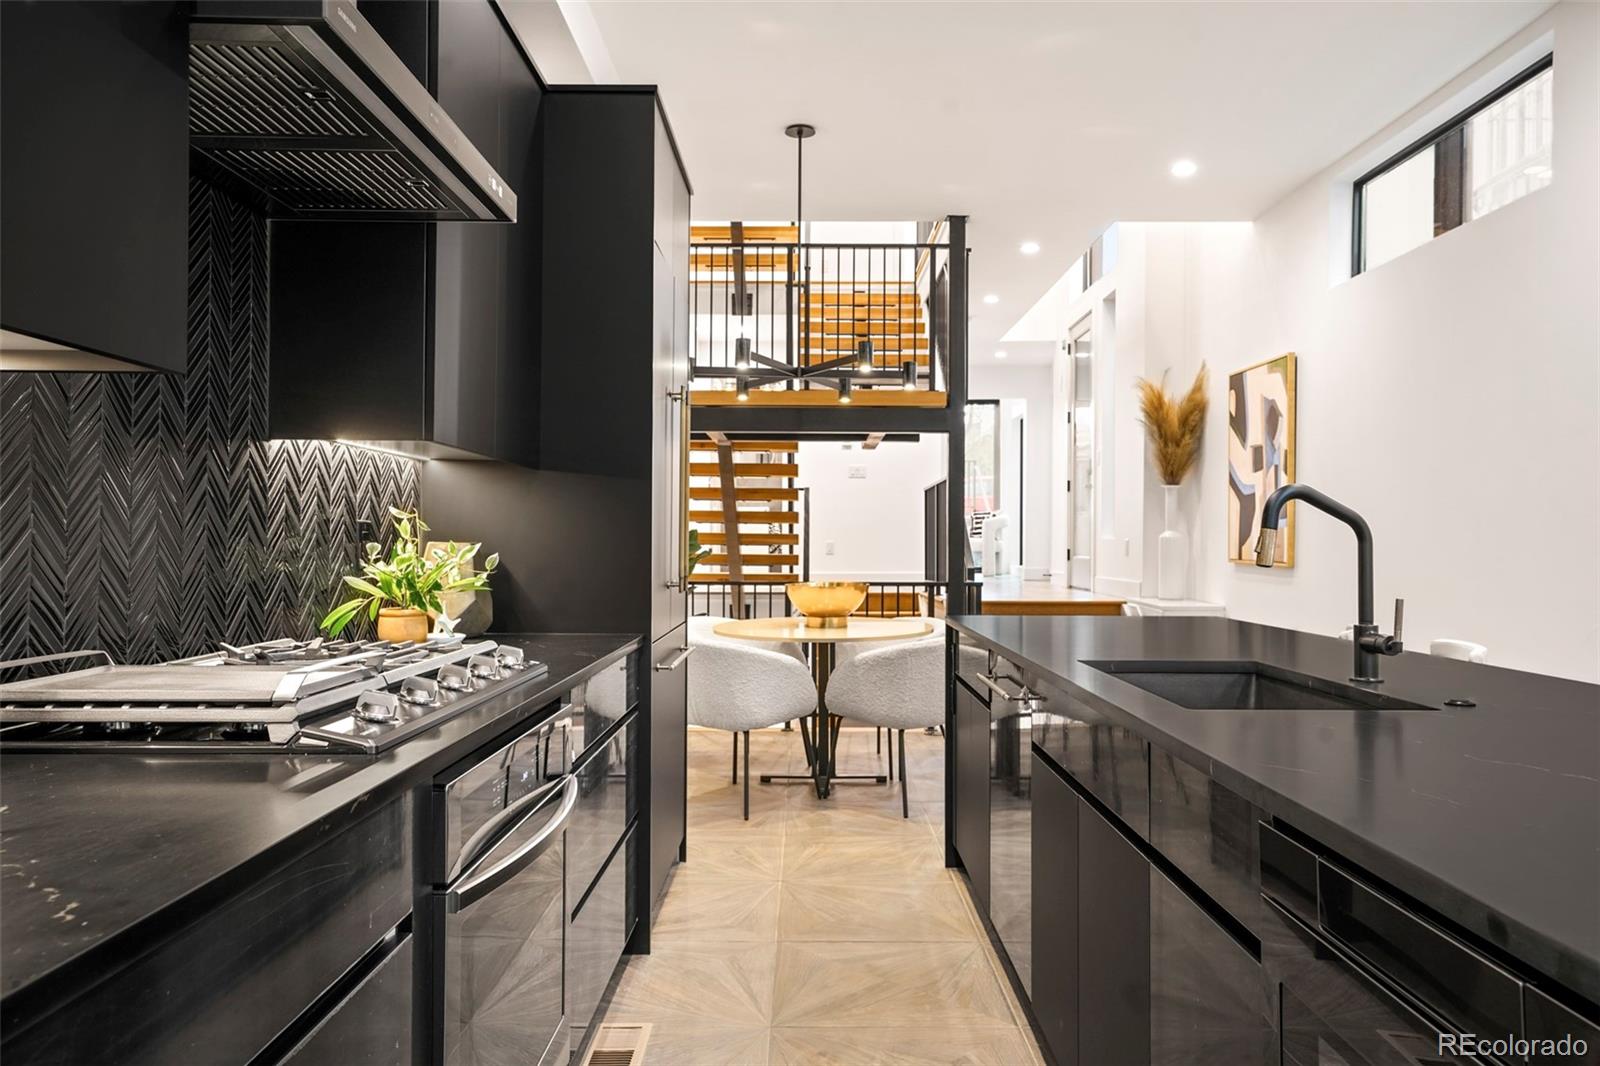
[1259,821,1318,926]
[569,827,633,1062]
[572,655,636,761]
[569,714,637,913]
[1,798,411,1066]
[1150,751,1261,936]
[1524,985,1600,1066]
[281,934,412,1066]
[1318,861,1524,1041]
[1030,675,1149,839]
[1270,899,1477,1066]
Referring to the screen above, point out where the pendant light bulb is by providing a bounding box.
[856,338,874,372]
[736,375,750,402]
[734,337,752,372]
[838,376,853,403]
[901,361,917,388]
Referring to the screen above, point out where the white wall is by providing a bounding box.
[1108,4,1598,681]
[798,437,945,581]
[970,363,1055,577]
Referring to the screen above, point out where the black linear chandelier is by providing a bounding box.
[700,123,918,403]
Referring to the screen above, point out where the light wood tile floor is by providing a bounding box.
[597,726,1044,1065]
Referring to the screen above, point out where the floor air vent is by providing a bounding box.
[581,1023,652,1066]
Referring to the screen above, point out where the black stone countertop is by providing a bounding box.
[0,632,639,1013]
[948,614,1600,1006]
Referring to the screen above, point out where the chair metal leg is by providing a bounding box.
[798,716,815,765]
[886,727,894,782]
[743,731,751,820]
[899,729,909,818]
[876,727,882,754]
[732,731,739,784]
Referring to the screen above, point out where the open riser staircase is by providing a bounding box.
[688,437,803,583]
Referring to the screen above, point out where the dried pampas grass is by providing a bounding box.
[1136,365,1209,485]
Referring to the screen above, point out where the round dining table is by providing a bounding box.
[712,615,935,798]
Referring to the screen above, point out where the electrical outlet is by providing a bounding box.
[848,465,867,479]
[356,518,376,543]
[824,541,836,556]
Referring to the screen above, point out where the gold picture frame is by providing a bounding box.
[1227,353,1296,566]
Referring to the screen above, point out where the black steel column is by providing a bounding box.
[943,215,969,871]
[944,215,970,615]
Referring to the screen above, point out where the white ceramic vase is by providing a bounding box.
[1156,484,1188,600]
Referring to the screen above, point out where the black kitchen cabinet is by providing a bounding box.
[280,935,413,1066]
[1078,789,1151,1066]
[270,0,541,463]
[1032,675,1150,838]
[954,679,991,910]
[1150,869,1272,1065]
[0,1,188,372]
[990,700,1033,994]
[1031,750,1079,1066]
[648,630,690,910]
[1150,748,1262,937]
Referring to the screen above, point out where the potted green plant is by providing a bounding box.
[686,528,712,575]
[320,508,498,643]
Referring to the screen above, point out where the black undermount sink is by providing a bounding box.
[1084,660,1433,711]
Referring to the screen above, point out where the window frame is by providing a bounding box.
[1351,53,1553,276]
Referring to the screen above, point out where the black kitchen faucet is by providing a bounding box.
[1254,483,1403,683]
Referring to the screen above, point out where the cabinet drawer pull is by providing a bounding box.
[654,645,695,672]
[977,671,1041,704]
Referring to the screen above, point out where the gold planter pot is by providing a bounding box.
[376,607,430,644]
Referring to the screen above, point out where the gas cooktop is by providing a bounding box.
[0,636,549,754]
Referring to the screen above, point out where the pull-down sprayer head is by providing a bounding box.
[1253,526,1278,567]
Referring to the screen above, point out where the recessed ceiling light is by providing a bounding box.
[994,350,1008,360]
[1170,158,1198,179]
[1019,241,1040,256]
[983,293,1000,305]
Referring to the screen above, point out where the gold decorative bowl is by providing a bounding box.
[786,581,869,627]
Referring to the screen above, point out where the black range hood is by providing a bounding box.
[189,0,515,222]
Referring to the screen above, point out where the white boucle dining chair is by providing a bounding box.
[686,617,816,819]
[824,622,947,818]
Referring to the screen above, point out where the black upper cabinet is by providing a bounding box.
[268,0,539,463]
[537,88,691,481]
[0,1,188,372]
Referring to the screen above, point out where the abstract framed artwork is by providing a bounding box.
[1227,353,1297,566]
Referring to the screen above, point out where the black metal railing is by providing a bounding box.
[687,579,980,620]
[690,240,951,397]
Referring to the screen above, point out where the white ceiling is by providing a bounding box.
[551,1,1548,366]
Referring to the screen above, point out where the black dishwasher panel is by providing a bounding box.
[568,714,637,913]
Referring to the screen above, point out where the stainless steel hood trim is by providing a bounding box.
[189,0,516,222]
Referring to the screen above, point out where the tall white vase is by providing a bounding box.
[1156,484,1188,600]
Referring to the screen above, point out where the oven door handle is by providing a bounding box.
[448,775,579,914]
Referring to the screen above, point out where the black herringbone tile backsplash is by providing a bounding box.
[0,180,418,664]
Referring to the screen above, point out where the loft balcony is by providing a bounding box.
[688,219,965,416]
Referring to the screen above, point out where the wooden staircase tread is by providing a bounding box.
[700,553,800,567]
[688,462,798,477]
[688,573,800,584]
[691,225,799,243]
[688,509,800,523]
[689,486,799,501]
[694,532,798,546]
